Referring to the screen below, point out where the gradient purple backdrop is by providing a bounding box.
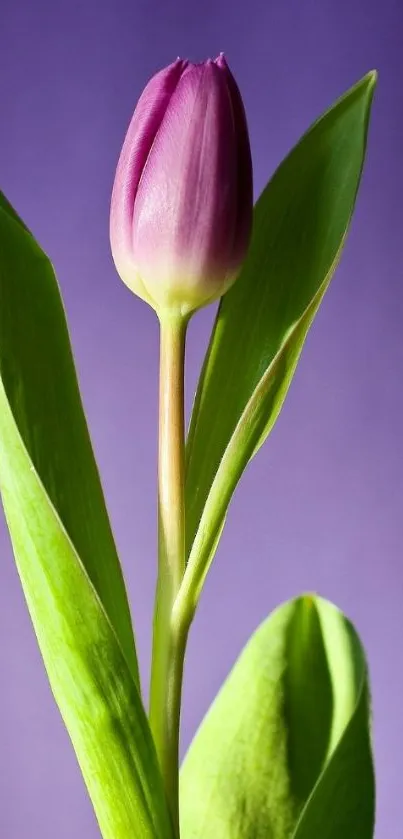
[0,1,401,837]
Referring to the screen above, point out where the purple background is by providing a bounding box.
[0,0,401,837]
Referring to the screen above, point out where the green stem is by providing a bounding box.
[149,312,188,836]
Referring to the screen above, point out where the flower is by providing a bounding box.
[110,54,253,317]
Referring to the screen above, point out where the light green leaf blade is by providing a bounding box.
[180,595,375,839]
[0,197,173,838]
[0,191,139,684]
[183,73,376,604]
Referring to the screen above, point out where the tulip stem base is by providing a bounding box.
[150,312,188,836]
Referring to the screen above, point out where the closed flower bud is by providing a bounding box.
[110,54,253,317]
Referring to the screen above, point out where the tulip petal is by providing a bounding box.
[216,54,253,266]
[110,59,186,274]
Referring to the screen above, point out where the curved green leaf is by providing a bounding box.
[0,197,173,838]
[180,595,375,839]
[0,191,138,683]
[182,73,376,611]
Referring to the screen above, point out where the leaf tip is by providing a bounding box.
[300,591,317,608]
[364,69,378,96]
[367,69,378,85]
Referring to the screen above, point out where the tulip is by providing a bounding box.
[110,54,253,317]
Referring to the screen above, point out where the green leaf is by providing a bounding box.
[0,192,139,685]
[182,73,376,610]
[180,595,375,839]
[0,196,173,839]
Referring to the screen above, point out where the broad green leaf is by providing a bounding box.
[183,73,376,609]
[0,191,139,683]
[180,595,375,839]
[0,197,173,838]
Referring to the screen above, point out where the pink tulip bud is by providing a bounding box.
[110,54,253,317]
